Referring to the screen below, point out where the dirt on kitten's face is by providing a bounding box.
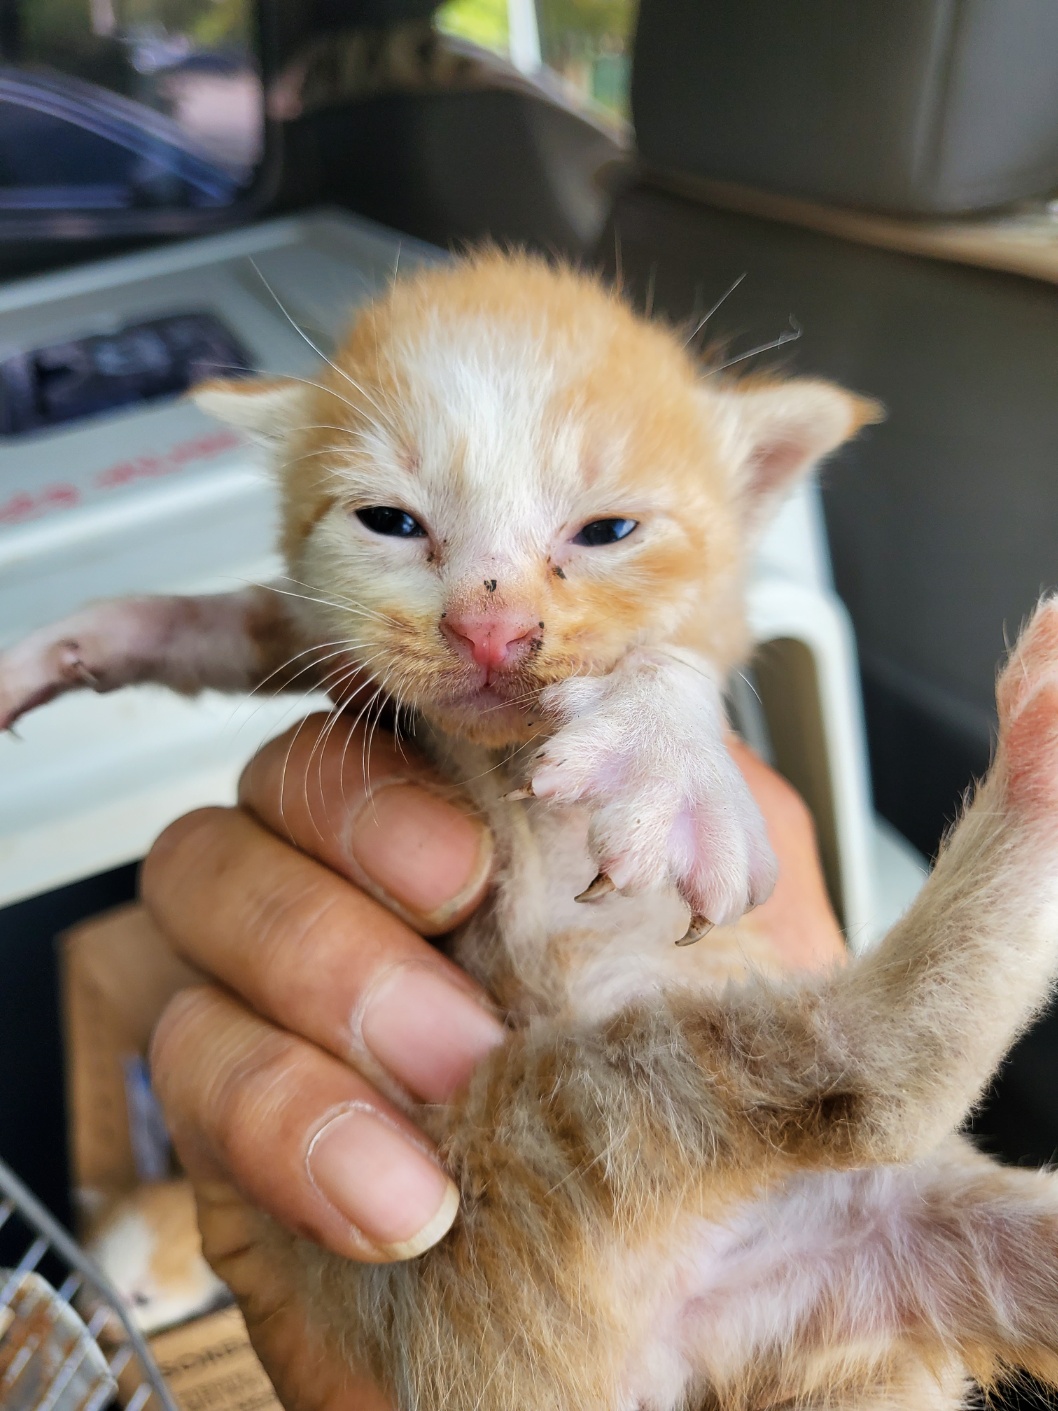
[196,253,877,746]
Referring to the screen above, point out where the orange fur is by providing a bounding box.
[5,253,1056,1411]
[264,253,786,728]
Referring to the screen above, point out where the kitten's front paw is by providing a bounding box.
[0,601,158,731]
[0,629,101,731]
[527,654,777,931]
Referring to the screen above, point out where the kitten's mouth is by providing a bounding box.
[453,678,533,713]
[440,665,544,721]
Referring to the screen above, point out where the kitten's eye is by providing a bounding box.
[356,506,427,538]
[572,518,638,547]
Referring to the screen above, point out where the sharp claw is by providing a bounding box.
[676,914,715,946]
[71,660,100,689]
[575,872,615,903]
[503,785,535,801]
[4,724,23,741]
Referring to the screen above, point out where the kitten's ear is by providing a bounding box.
[191,377,309,447]
[708,378,883,531]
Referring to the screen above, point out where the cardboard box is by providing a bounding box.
[132,1306,279,1411]
[61,904,282,1411]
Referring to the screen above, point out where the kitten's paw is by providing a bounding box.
[530,652,778,927]
[0,601,159,731]
[995,596,1058,821]
[0,630,102,731]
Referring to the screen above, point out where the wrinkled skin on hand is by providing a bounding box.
[145,715,844,1411]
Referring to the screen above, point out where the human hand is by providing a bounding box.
[144,717,844,1410]
[726,736,846,973]
[144,714,500,1409]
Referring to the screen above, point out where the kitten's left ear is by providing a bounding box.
[708,378,883,531]
[191,376,309,448]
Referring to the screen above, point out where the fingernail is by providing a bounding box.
[308,1106,459,1259]
[361,965,504,1103]
[348,784,492,926]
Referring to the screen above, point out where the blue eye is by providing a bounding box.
[356,506,426,538]
[572,518,638,547]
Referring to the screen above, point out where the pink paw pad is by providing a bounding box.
[997,600,1058,819]
[997,601,1058,723]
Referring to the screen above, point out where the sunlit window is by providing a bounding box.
[437,0,635,121]
[0,0,263,215]
[436,0,511,58]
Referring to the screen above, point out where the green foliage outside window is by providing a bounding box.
[22,0,248,61]
[437,0,634,116]
[436,0,509,55]
[537,0,633,45]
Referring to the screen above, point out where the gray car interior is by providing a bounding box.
[2,7,1058,1405]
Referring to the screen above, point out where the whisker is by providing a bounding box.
[200,362,377,426]
[363,686,391,804]
[273,574,404,630]
[712,317,802,373]
[390,675,414,763]
[335,676,380,810]
[243,638,360,701]
[278,706,327,837]
[248,258,400,435]
[684,272,746,348]
[276,652,387,837]
[283,423,360,439]
[307,665,373,833]
[353,684,389,818]
[735,669,763,707]
[299,659,386,839]
[251,580,400,630]
[283,442,349,469]
[227,641,364,740]
[450,732,541,791]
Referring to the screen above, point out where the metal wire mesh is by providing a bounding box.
[0,1154,177,1411]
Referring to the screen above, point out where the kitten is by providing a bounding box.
[5,253,1058,1410]
[83,1179,230,1336]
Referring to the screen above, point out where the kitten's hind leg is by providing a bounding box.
[817,594,1058,1161]
[772,1361,970,1411]
[588,596,1058,1177]
[681,1154,1058,1405]
[0,586,326,730]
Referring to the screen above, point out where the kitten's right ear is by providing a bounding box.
[706,378,883,535]
[191,377,309,447]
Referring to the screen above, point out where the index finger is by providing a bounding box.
[141,807,503,1105]
[239,713,493,936]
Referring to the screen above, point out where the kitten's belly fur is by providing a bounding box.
[442,751,786,1026]
[618,1156,977,1410]
[434,736,971,1410]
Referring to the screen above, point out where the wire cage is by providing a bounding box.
[0,1153,177,1411]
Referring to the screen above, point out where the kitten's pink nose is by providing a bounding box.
[441,613,541,671]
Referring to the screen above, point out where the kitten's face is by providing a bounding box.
[197,255,876,746]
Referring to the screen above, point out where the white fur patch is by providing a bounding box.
[533,648,777,925]
[87,1202,228,1335]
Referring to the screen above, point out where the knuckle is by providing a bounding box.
[238,714,332,799]
[210,1029,312,1173]
[248,875,344,981]
[149,985,218,1093]
[142,807,233,894]
[149,987,322,1184]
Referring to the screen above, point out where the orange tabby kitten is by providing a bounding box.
[5,254,1058,1410]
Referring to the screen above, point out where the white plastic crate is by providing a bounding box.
[0,1155,176,1411]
